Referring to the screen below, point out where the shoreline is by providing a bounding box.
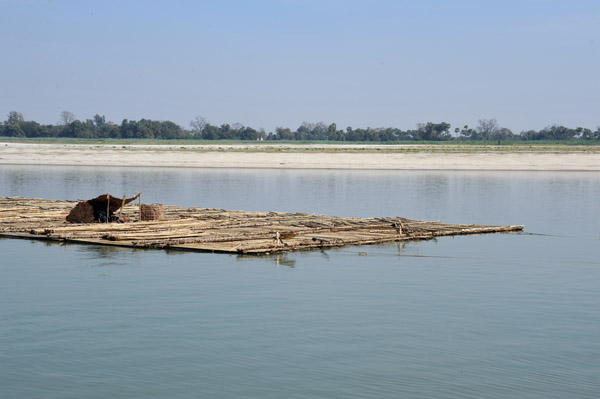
[1,142,600,171]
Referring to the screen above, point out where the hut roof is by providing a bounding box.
[87,193,140,214]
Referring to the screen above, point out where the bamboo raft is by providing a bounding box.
[0,197,524,255]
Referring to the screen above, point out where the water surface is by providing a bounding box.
[1,166,599,398]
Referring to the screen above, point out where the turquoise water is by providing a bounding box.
[1,166,599,398]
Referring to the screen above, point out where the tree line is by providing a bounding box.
[2,111,599,142]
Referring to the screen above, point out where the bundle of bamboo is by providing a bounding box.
[0,197,524,255]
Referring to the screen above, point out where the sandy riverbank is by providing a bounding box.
[1,142,600,171]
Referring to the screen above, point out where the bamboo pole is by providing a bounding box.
[119,195,127,221]
[0,196,524,255]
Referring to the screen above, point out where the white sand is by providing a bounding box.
[1,142,600,171]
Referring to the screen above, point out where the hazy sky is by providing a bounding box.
[1,0,598,132]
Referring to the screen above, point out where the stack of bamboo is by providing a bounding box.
[0,197,524,254]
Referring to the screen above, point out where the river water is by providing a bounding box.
[1,166,599,398]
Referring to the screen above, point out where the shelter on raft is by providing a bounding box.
[66,193,141,223]
[65,193,164,223]
[0,196,524,255]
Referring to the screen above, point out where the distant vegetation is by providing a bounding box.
[2,111,599,142]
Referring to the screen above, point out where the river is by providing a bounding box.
[1,166,599,398]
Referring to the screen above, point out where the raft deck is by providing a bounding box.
[0,197,524,254]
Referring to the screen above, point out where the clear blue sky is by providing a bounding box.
[1,0,598,132]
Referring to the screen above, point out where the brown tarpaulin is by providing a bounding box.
[87,193,140,214]
[66,193,140,223]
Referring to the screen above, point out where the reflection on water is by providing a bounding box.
[23,237,454,266]
[236,253,297,268]
[30,238,149,259]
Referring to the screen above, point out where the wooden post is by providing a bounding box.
[118,195,126,221]
[106,193,110,223]
[139,192,142,221]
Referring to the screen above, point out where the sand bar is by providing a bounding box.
[1,142,600,171]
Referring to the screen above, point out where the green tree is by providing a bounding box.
[458,125,477,140]
[274,127,293,140]
[19,121,44,137]
[576,127,593,140]
[416,122,452,141]
[99,123,120,138]
[7,111,24,124]
[200,124,217,139]
[538,125,577,140]
[489,127,514,141]
[93,114,106,127]
[3,123,25,137]
[59,120,92,138]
